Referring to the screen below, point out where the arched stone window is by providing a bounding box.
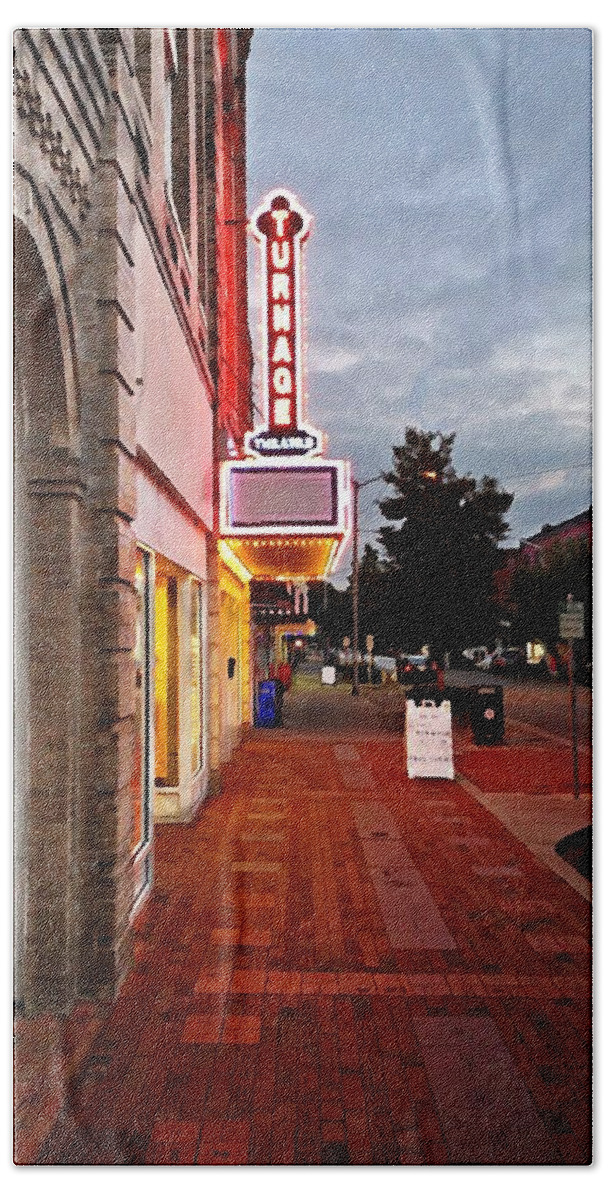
[14,215,82,1012]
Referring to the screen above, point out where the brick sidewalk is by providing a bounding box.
[20,721,591,1165]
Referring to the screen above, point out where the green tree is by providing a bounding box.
[307,580,352,651]
[309,547,394,653]
[376,429,513,653]
[354,542,395,651]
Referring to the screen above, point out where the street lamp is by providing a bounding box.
[351,474,383,696]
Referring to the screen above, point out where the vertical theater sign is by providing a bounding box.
[245,190,319,456]
[220,190,351,582]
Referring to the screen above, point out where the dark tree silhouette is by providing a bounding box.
[307,580,352,652]
[314,429,513,656]
[375,429,513,653]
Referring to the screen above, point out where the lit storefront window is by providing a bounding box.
[191,580,203,774]
[131,547,153,907]
[129,552,149,854]
[526,640,546,666]
[154,566,179,787]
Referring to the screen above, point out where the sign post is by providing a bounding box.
[350,475,382,698]
[342,636,351,679]
[559,597,584,802]
[366,634,374,683]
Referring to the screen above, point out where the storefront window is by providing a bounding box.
[191,580,203,774]
[154,566,179,787]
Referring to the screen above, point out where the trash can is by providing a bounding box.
[256,680,277,728]
[470,685,504,745]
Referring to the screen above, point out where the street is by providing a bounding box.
[445,669,592,744]
[19,669,591,1166]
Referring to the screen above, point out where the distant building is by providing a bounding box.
[492,507,592,615]
[518,507,591,568]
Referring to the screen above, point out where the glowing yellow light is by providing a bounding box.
[223,534,341,581]
[219,539,252,584]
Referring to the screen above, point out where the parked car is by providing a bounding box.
[398,655,439,690]
[374,656,397,681]
[461,646,489,668]
[397,654,424,682]
[480,649,516,672]
[475,651,496,671]
[488,651,507,672]
[462,646,525,675]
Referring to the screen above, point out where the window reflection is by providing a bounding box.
[131,549,148,852]
[191,581,203,774]
[154,567,179,787]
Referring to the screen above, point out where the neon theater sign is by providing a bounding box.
[220,189,351,582]
[245,192,320,457]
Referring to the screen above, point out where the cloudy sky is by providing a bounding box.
[246,28,592,578]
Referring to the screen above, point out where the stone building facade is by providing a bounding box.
[14,27,253,1017]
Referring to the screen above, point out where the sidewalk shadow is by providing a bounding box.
[554,826,592,881]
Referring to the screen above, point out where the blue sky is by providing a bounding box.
[246,28,592,576]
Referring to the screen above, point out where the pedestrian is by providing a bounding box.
[556,641,571,681]
[545,649,558,678]
[277,660,292,692]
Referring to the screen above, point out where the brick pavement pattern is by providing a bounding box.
[24,718,591,1165]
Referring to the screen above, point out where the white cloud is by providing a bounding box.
[489,326,590,380]
[308,345,362,374]
[514,469,568,499]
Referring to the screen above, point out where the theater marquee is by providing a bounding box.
[220,188,352,582]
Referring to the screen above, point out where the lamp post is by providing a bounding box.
[351,474,383,696]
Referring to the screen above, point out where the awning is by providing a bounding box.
[220,458,351,582]
[222,535,342,581]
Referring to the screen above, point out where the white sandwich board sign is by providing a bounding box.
[405,699,455,780]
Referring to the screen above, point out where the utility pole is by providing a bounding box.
[351,474,383,697]
[352,480,360,696]
[559,593,584,802]
[568,643,580,802]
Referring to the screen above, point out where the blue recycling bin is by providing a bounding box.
[256,680,277,728]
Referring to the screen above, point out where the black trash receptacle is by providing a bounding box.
[470,685,504,745]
